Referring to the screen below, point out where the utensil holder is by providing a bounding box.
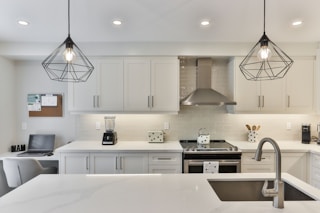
[248,130,258,143]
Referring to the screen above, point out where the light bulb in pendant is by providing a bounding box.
[63,47,76,62]
[257,45,272,60]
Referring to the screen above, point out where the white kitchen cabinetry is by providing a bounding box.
[241,152,275,173]
[233,57,314,113]
[90,152,149,174]
[148,152,182,173]
[124,57,179,112]
[60,153,90,174]
[285,58,314,113]
[68,58,124,112]
[310,152,320,189]
[282,152,308,182]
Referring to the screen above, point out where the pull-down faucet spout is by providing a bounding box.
[255,137,284,208]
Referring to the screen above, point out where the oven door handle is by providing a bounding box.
[187,160,240,166]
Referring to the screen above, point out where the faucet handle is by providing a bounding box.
[262,180,277,197]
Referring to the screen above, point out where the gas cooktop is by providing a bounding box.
[180,140,240,153]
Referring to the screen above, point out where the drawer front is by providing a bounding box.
[241,164,274,173]
[149,153,182,165]
[149,165,181,174]
[242,152,274,165]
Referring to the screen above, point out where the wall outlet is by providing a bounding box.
[164,122,170,130]
[286,122,292,130]
[95,122,101,130]
[21,122,27,130]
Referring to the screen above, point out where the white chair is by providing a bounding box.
[3,158,57,188]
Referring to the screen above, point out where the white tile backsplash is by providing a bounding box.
[76,107,320,142]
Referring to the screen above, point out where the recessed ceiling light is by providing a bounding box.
[200,20,210,26]
[113,20,122,26]
[18,20,30,26]
[291,19,303,27]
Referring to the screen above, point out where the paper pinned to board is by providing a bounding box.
[203,161,219,173]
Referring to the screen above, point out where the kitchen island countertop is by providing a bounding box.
[0,173,320,213]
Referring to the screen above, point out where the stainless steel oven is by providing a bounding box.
[180,140,242,173]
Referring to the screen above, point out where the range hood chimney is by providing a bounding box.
[180,58,237,106]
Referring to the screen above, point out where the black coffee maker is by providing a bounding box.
[102,116,117,145]
[302,124,311,144]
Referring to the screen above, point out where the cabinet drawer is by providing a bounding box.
[241,164,274,173]
[149,153,182,165]
[149,165,181,174]
[242,152,274,165]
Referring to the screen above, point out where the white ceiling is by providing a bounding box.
[1,0,320,44]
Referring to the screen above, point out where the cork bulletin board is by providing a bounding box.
[28,94,63,117]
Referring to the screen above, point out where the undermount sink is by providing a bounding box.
[208,180,315,201]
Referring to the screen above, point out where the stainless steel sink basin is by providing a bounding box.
[208,180,315,201]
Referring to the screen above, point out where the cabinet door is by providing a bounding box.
[282,152,308,182]
[151,58,179,112]
[98,59,124,111]
[124,58,151,111]
[286,58,314,113]
[68,60,99,111]
[60,153,90,174]
[90,153,118,174]
[233,58,260,112]
[260,78,285,112]
[120,153,149,174]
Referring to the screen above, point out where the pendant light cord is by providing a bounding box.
[263,0,266,34]
[68,0,70,36]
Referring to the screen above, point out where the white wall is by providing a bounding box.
[14,60,76,148]
[0,57,15,153]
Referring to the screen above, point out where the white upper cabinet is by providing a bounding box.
[68,57,179,113]
[285,58,314,113]
[233,57,315,113]
[124,57,179,113]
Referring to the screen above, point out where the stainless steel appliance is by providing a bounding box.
[302,124,311,144]
[102,116,117,145]
[180,140,241,173]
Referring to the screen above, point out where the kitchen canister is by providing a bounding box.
[248,130,258,143]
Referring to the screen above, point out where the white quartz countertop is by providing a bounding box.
[229,140,320,154]
[55,140,183,153]
[0,173,320,213]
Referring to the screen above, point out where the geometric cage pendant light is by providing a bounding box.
[42,0,94,82]
[239,0,293,81]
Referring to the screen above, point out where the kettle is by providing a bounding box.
[197,128,210,144]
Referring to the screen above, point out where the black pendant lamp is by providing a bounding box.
[42,0,94,82]
[239,0,293,81]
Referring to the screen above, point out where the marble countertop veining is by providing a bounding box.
[0,173,320,213]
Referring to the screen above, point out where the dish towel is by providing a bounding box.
[203,161,219,173]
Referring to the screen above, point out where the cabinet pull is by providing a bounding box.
[287,95,290,108]
[115,157,118,170]
[97,95,100,108]
[262,95,265,108]
[151,96,154,108]
[86,156,89,170]
[120,157,123,170]
[157,157,172,161]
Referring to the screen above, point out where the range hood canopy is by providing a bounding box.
[180,58,236,106]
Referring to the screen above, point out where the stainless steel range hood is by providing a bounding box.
[180,58,236,106]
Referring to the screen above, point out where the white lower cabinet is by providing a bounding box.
[60,151,182,174]
[310,153,320,189]
[90,152,149,174]
[241,152,275,173]
[282,152,308,182]
[148,152,182,174]
[241,151,308,183]
[60,153,90,174]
